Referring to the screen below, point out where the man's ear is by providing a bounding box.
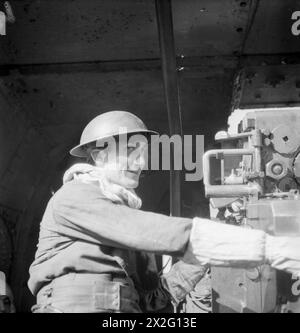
[91,149,107,165]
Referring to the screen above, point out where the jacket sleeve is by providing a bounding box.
[51,182,192,256]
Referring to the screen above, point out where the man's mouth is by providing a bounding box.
[126,170,140,176]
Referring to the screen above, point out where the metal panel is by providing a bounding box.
[0,0,250,64]
[235,64,300,108]
[0,67,235,147]
[244,0,300,55]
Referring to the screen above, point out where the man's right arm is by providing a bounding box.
[52,182,192,256]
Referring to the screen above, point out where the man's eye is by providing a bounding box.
[127,146,136,153]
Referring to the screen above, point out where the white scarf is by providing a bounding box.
[63,164,168,311]
[63,163,142,209]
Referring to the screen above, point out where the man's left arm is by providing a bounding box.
[161,261,208,305]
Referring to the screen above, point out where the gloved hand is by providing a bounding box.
[182,218,266,268]
[182,218,300,277]
[266,236,300,278]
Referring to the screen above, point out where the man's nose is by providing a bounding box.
[129,148,146,170]
[130,159,143,173]
[136,153,146,170]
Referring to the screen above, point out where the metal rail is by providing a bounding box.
[155,0,183,217]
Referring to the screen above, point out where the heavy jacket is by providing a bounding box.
[28,180,206,312]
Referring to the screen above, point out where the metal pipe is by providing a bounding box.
[155,0,183,217]
[203,149,255,183]
[205,184,262,198]
[252,129,262,173]
[203,149,262,197]
[215,131,254,142]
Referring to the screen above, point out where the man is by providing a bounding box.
[28,111,300,313]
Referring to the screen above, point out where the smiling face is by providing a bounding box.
[91,133,148,189]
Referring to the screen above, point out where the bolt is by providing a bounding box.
[262,129,271,136]
[246,268,260,281]
[264,139,271,147]
[272,164,283,176]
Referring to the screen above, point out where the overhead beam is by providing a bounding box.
[1,53,300,76]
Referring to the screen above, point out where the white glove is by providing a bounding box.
[183,218,300,278]
[266,235,300,278]
[182,218,266,267]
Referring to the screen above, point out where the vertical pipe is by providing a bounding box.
[155,0,183,218]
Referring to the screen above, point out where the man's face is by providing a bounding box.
[94,134,148,189]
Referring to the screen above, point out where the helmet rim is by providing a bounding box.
[70,111,158,158]
[70,128,158,158]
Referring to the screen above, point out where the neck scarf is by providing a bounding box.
[63,163,142,209]
[63,164,168,312]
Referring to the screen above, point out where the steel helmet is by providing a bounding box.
[70,110,158,158]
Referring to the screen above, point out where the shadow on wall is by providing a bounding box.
[0,85,76,312]
[155,179,210,219]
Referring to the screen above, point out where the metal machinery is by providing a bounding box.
[203,108,300,313]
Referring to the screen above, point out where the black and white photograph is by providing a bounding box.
[0,0,300,318]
